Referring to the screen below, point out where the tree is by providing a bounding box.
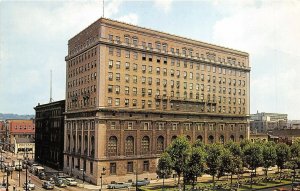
[206,144,223,190]
[290,142,300,158]
[262,143,277,179]
[166,136,190,187]
[240,139,251,150]
[275,143,291,181]
[218,148,234,180]
[156,152,173,178]
[243,143,263,188]
[156,152,173,190]
[193,140,205,149]
[226,142,243,188]
[185,147,206,189]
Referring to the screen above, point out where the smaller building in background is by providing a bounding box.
[14,137,35,159]
[0,121,5,144]
[249,132,269,143]
[5,119,35,152]
[287,120,300,129]
[34,100,65,170]
[250,112,288,133]
[269,129,300,145]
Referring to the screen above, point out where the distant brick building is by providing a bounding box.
[5,119,35,152]
[0,121,5,144]
[34,100,65,170]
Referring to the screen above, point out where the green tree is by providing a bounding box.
[243,143,263,188]
[185,147,206,189]
[206,144,223,190]
[275,143,291,181]
[226,142,243,188]
[193,139,205,149]
[262,143,277,179]
[166,136,190,186]
[240,139,251,150]
[290,142,300,158]
[156,152,173,179]
[218,148,234,180]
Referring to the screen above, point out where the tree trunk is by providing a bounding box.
[230,173,233,189]
[212,175,215,190]
[266,168,268,181]
[178,173,181,186]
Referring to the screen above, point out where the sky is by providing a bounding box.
[0,0,300,119]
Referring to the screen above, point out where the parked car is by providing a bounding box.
[55,179,67,188]
[65,178,77,186]
[42,181,54,190]
[46,176,55,184]
[107,182,131,189]
[132,179,150,186]
[23,181,35,190]
[38,172,46,180]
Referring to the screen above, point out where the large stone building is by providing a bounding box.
[250,112,288,133]
[34,100,65,170]
[64,18,250,184]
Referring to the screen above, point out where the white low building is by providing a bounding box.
[14,138,35,159]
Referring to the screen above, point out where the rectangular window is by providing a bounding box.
[116,49,121,57]
[143,161,149,172]
[115,98,120,106]
[127,162,133,173]
[125,62,130,70]
[116,61,120,69]
[90,162,93,174]
[125,99,129,107]
[128,122,133,130]
[110,163,116,175]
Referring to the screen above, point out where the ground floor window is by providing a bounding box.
[110,162,116,175]
[143,161,149,172]
[90,162,93,174]
[127,161,133,173]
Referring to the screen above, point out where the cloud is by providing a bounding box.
[0,0,134,114]
[211,1,300,119]
[153,0,173,13]
[117,13,139,25]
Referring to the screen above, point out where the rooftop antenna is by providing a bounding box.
[50,70,54,103]
[102,0,104,18]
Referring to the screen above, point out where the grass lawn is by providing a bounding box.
[140,177,292,191]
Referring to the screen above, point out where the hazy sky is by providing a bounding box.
[1,0,300,119]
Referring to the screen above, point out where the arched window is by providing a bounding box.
[219,135,225,144]
[171,135,177,142]
[90,136,95,157]
[157,136,164,153]
[141,136,150,154]
[108,136,118,156]
[239,135,244,141]
[125,136,134,156]
[230,135,235,142]
[197,135,203,142]
[84,135,88,155]
[208,135,214,144]
[186,135,191,142]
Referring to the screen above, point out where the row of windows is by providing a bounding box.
[107,84,246,97]
[68,73,97,88]
[68,60,97,79]
[108,121,246,131]
[108,51,247,76]
[68,85,97,98]
[107,97,246,114]
[67,97,96,109]
[107,134,245,157]
[109,160,149,175]
[107,34,245,67]
[68,46,97,65]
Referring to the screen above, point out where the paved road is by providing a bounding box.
[259,184,292,191]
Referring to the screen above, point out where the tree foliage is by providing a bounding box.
[156,152,173,178]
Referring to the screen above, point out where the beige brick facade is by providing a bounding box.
[63,18,250,185]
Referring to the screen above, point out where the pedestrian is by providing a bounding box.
[13,185,16,191]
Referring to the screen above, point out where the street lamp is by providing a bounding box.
[134,170,138,191]
[17,158,22,187]
[100,167,106,191]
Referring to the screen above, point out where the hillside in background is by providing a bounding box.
[0,113,35,120]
